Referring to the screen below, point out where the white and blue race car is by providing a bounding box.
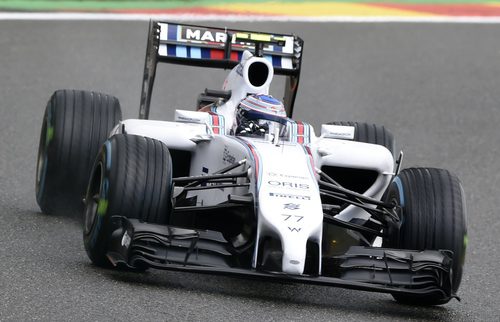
[35,21,467,305]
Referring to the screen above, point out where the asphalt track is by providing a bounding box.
[0,20,499,321]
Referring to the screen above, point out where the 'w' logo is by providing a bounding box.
[288,227,301,232]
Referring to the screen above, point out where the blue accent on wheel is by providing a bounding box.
[89,215,103,248]
[105,140,112,170]
[102,178,109,199]
[394,176,405,207]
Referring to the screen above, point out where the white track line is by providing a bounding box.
[1,12,500,23]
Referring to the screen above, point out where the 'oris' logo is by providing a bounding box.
[268,181,309,190]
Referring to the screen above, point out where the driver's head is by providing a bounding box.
[238,94,286,120]
[235,94,287,136]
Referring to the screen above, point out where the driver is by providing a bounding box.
[233,94,288,137]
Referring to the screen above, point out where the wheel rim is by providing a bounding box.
[83,162,104,235]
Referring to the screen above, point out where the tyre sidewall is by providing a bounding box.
[83,141,114,267]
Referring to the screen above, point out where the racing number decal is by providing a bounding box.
[281,214,304,222]
[282,214,304,232]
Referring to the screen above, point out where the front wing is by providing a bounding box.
[106,217,456,302]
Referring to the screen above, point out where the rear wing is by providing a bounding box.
[139,21,304,119]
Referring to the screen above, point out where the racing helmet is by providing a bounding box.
[235,94,287,137]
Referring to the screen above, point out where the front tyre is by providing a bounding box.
[385,168,467,305]
[36,90,122,216]
[83,134,173,267]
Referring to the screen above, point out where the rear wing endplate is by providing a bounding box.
[139,21,304,119]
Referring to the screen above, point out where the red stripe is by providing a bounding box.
[210,49,224,59]
[249,146,259,181]
[304,145,317,176]
[110,7,277,16]
[230,51,239,61]
[235,138,260,184]
[372,3,500,17]
[210,113,220,134]
[297,122,304,144]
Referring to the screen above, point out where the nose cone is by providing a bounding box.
[281,239,307,275]
[249,140,323,275]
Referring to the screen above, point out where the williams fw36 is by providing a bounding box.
[35,21,467,306]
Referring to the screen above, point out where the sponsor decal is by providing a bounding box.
[267,172,308,180]
[288,227,302,232]
[321,124,355,140]
[183,27,227,43]
[182,27,285,47]
[283,203,300,210]
[269,192,310,200]
[177,115,201,122]
[222,146,236,164]
[268,181,309,190]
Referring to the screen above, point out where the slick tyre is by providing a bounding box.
[327,121,395,157]
[83,134,173,267]
[35,90,122,216]
[385,168,467,305]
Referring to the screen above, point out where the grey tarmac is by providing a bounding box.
[0,20,499,321]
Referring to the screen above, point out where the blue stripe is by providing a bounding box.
[289,121,297,142]
[394,177,405,207]
[302,122,310,144]
[201,48,211,59]
[190,47,201,59]
[216,115,225,135]
[167,45,176,56]
[176,45,187,58]
[105,140,112,170]
[272,55,281,68]
[186,46,191,58]
[167,24,178,41]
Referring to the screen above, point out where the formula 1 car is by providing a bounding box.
[35,21,467,306]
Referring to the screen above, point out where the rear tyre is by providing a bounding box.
[327,121,395,156]
[35,90,122,216]
[83,134,173,267]
[385,168,467,305]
